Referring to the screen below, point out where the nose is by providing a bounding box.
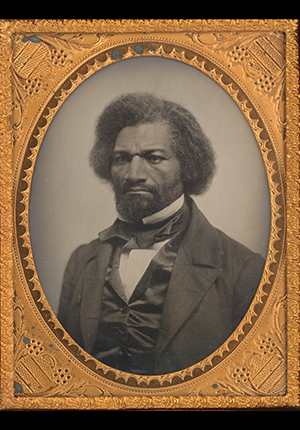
[125,155,147,183]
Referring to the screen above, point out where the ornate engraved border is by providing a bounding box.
[1,20,299,410]
[14,38,285,386]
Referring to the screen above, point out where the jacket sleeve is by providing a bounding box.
[232,251,265,328]
[57,245,86,327]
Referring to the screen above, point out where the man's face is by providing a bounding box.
[111,122,184,223]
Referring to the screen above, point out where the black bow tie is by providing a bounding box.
[124,216,177,249]
[99,200,190,249]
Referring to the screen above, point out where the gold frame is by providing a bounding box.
[0,19,299,410]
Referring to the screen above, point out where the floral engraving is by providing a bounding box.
[13,295,111,397]
[188,31,286,132]
[192,295,286,397]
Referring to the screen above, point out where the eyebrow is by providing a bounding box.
[112,149,168,156]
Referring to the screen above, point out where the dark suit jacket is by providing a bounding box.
[58,198,265,374]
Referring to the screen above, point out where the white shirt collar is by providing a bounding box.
[142,194,185,225]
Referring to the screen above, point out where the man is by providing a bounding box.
[58,92,265,375]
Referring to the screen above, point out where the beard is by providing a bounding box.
[113,183,170,224]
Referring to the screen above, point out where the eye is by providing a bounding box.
[144,154,165,164]
[112,153,131,164]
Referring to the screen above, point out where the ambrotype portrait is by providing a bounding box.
[29,57,270,376]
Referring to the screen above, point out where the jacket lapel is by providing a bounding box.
[80,241,113,354]
[156,198,222,360]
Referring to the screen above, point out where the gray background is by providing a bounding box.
[29,56,271,314]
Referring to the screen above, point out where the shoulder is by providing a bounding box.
[215,227,264,266]
[65,238,100,276]
[184,197,265,278]
[216,227,264,282]
[183,197,265,325]
[70,238,99,261]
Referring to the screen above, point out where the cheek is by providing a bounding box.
[157,165,183,192]
[111,167,123,185]
[164,162,182,184]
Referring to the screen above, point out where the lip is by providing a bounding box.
[126,189,152,195]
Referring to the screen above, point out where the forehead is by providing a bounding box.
[114,122,174,153]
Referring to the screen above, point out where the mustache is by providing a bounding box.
[117,181,159,195]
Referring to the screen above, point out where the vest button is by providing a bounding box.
[120,305,128,314]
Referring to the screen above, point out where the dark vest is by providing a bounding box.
[92,206,190,375]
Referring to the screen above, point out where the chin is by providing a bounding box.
[115,193,161,223]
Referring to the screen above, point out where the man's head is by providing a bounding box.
[90,93,216,222]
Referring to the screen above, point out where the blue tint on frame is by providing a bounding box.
[112,49,122,60]
[134,45,144,55]
[14,381,24,393]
